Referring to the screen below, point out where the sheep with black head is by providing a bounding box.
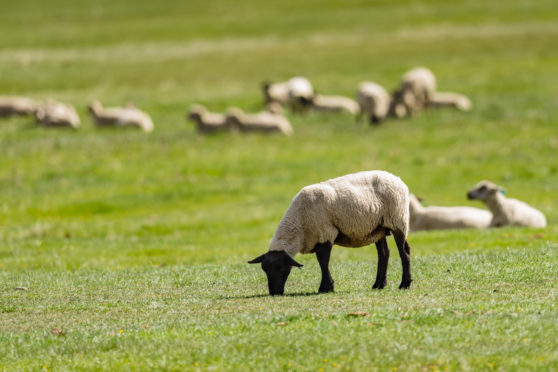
[249,170,412,295]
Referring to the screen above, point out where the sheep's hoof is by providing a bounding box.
[372,281,386,290]
[398,280,412,289]
[318,285,334,293]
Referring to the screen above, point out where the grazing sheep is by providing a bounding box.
[409,194,491,231]
[356,82,391,124]
[88,100,154,132]
[262,76,314,110]
[249,170,412,295]
[35,101,80,129]
[226,107,293,136]
[427,91,472,111]
[187,104,229,134]
[310,94,360,115]
[390,67,437,118]
[0,96,37,117]
[467,181,547,228]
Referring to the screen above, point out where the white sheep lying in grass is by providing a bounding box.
[427,91,472,111]
[409,194,491,231]
[226,107,293,135]
[262,76,314,110]
[467,181,547,228]
[88,100,154,132]
[390,67,437,118]
[0,96,37,117]
[249,170,412,295]
[309,94,360,115]
[35,101,80,129]
[187,104,229,134]
[356,81,391,124]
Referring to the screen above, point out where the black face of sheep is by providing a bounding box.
[467,182,500,201]
[248,251,303,295]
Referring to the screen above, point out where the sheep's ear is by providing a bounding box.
[416,195,425,202]
[285,255,303,268]
[248,253,266,264]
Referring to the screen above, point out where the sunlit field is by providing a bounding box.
[1,0,557,370]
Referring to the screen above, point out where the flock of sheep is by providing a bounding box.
[188,66,473,135]
[249,171,547,296]
[0,97,154,132]
[1,66,471,135]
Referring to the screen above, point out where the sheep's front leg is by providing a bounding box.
[393,231,412,289]
[315,242,334,293]
[372,237,390,289]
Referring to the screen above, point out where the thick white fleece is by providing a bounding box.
[310,94,360,115]
[264,77,314,107]
[269,171,409,257]
[0,96,36,117]
[409,194,491,231]
[427,91,472,111]
[225,108,293,135]
[89,101,153,132]
[356,82,390,121]
[35,101,80,129]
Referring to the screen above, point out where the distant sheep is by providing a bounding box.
[249,170,412,295]
[265,102,284,115]
[88,100,154,132]
[467,181,546,228]
[309,94,360,115]
[427,91,472,111]
[262,77,314,110]
[356,82,391,124]
[390,67,437,118]
[0,96,36,117]
[187,104,229,134]
[35,101,80,129]
[226,107,293,136]
[409,194,491,231]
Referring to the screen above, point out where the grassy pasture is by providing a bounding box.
[1,0,557,370]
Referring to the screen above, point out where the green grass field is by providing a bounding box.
[1,0,557,370]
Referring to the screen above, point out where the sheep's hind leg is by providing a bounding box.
[315,242,334,293]
[372,237,390,289]
[393,231,412,289]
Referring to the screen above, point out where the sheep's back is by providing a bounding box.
[296,171,409,250]
[505,198,547,227]
[412,206,491,230]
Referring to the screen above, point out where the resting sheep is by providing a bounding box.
[249,170,412,295]
[389,67,437,118]
[225,107,293,136]
[356,82,391,124]
[409,194,491,231]
[35,101,80,129]
[88,100,154,132]
[427,91,472,111]
[187,104,229,134]
[0,96,37,117]
[261,77,314,111]
[309,94,360,115]
[467,181,546,228]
